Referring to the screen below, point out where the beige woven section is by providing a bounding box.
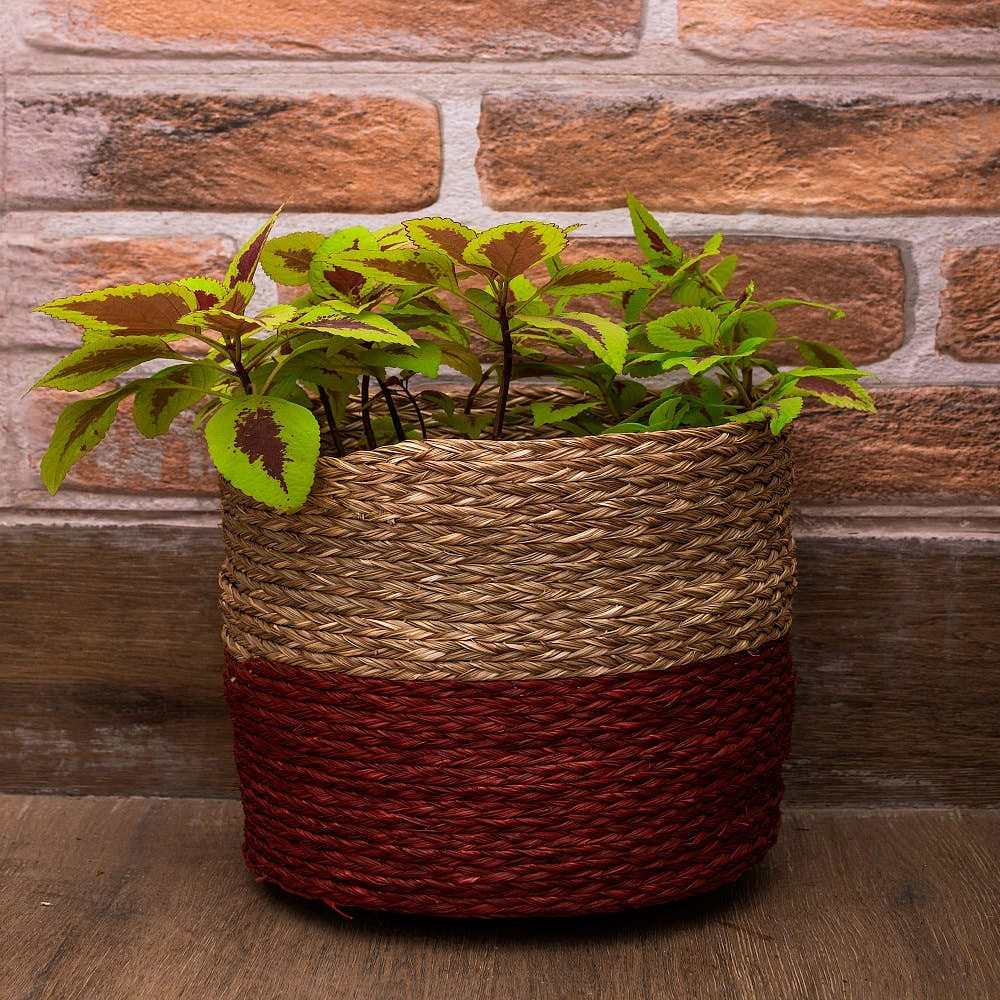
[219,415,796,681]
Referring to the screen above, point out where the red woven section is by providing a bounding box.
[224,637,795,918]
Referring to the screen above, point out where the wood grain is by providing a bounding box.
[1,795,997,1000]
[1,527,998,805]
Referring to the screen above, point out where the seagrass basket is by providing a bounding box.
[219,420,797,918]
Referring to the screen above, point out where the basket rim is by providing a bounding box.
[311,422,778,475]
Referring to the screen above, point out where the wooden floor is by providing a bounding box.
[2,796,997,1000]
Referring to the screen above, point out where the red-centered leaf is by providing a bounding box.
[34,282,200,337]
[261,232,326,285]
[179,308,258,339]
[542,258,651,297]
[40,388,131,494]
[648,307,720,345]
[205,396,320,512]
[225,207,282,288]
[463,222,568,280]
[626,193,682,263]
[320,250,456,290]
[290,307,415,346]
[34,337,182,391]
[403,217,480,265]
[177,277,227,310]
[528,314,629,372]
[791,376,876,412]
[132,362,218,438]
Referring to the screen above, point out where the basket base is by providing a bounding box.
[225,637,795,919]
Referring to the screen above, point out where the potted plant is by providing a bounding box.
[31,195,874,918]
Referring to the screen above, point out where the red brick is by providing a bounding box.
[792,387,1000,504]
[7,94,440,212]
[22,389,218,497]
[25,0,641,58]
[3,237,233,350]
[937,248,1000,362]
[477,95,1000,215]
[562,238,904,365]
[679,0,999,61]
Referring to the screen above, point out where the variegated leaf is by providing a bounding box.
[648,307,720,345]
[403,217,480,265]
[789,376,876,413]
[463,222,568,280]
[177,277,227,310]
[528,314,629,372]
[225,207,281,288]
[626,193,682,263]
[289,307,415,346]
[205,396,320,512]
[34,337,182,391]
[40,388,131,494]
[261,231,326,285]
[542,258,651,298]
[132,362,219,438]
[34,282,200,337]
[319,250,457,291]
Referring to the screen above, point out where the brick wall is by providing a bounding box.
[1,0,998,534]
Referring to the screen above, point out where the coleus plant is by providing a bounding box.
[31,196,874,512]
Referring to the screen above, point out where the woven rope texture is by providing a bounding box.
[219,423,796,681]
[225,636,795,918]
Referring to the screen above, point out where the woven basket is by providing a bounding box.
[220,420,797,918]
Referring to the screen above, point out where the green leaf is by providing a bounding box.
[205,396,320,512]
[739,311,778,339]
[226,207,281,288]
[648,307,720,345]
[702,232,724,255]
[40,388,131,494]
[730,407,771,426]
[463,222,568,279]
[260,231,326,285]
[361,340,442,378]
[467,287,500,342]
[769,395,803,434]
[438,340,483,381]
[626,193,682,262]
[541,258,651,298]
[402,217,479,265]
[34,337,181,391]
[528,314,629,372]
[430,410,493,440]
[132,362,218,438]
[705,254,739,291]
[760,297,845,319]
[787,338,857,370]
[34,282,200,337]
[531,400,597,427]
[648,397,682,430]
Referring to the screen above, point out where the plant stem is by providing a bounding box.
[317,386,345,458]
[401,381,428,440]
[463,365,495,415]
[723,363,755,410]
[492,289,514,440]
[376,376,406,443]
[359,376,376,449]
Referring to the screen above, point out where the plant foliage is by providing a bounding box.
[31,198,875,511]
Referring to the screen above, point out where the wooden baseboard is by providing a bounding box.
[2,527,997,805]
